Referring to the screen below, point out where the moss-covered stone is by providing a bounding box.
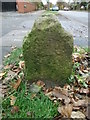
[23,15,73,86]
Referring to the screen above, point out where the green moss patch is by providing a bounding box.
[23,15,73,86]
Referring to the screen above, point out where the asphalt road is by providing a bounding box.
[58,10,88,26]
[2,11,43,37]
[0,10,43,69]
[57,10,88,47]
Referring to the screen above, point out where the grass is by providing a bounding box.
[2,48,58,118]
[73,47,89,53]
[2,82,58,118]
[3,48,23,66]
[43,10,59,16]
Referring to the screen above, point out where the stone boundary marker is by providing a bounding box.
[23,14,73,87]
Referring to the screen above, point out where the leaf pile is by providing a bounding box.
[72,46,89,88]
[1,48,24,97]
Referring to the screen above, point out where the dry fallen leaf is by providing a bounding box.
[36,80,45,88]
[74,46,81,53]
[83,70,89,73]
[6,70,17,81]
[45,86,71,104]
[11,78,21,90]
[80,88,89,94]
[73,106,80,110]
[2,113,6,116]
[80,65,85,72]
[1,88,8,95]
[19,61,25,69]
[19,54,23,58]
[45,91,53,96]
[2,85,7,89]
[4,54,11,58]
[30,93,36,99]
[52,87,70,104]
[71,111,85,118]
[55,87,69,96]
[11,65,21,73]
[11,46,17,50]
[27,111,34,117]
[10,96,16,106]
[0,72,6,78]
[27,111,31,117]
[73,53,81,62]
[73,99,87,107]
[11,106,19,114]
[44,88,53,94]
[4,65,10,70]
[58,104,73,118]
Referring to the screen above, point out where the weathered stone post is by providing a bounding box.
[23,15,73,86]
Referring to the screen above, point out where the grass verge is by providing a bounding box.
[3,48,23,66]
[2,48,58,118]
[2,82,58,118]
[43,10,59,16]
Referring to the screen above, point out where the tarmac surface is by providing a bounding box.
[57,10,88,48]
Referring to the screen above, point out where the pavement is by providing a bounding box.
[57,10,88,48]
